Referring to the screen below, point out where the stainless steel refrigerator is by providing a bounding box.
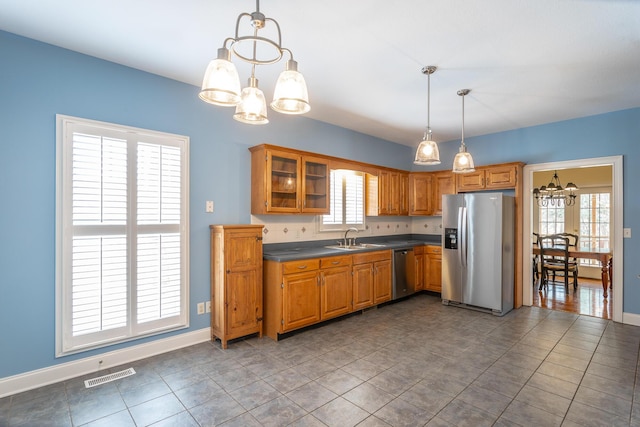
[441,193,515,316]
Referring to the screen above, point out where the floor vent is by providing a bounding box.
[84,367,136,388]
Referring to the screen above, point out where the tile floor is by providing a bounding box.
[3,293,640,427]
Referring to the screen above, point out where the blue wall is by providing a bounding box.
[1,30,639,379]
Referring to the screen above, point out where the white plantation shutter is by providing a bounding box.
[57,115,189,355]
[322,170,365,230]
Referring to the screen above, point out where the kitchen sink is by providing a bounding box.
[324,243,386,250]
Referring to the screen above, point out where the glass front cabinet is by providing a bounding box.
[250,145,329,215]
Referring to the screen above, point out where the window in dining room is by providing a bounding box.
[538,200,565,235]
[579,192,611,266]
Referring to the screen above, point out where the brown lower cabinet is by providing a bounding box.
[264,250,392,340]
[424,245,442,292]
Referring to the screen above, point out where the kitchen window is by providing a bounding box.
[320,169,365,231]
[55,115,189,356]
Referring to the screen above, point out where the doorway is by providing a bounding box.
[522,156,623,323]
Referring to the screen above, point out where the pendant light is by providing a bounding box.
[199,0,310,123]
[414,66,441,165]
[233,68,269,124]
[452,89,476,174]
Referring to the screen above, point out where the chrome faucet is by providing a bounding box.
[344,227,359,247]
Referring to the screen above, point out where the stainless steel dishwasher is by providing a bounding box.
[393,247,416,300]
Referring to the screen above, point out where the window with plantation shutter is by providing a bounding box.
[56,115,189,356]
[321,170,365,230]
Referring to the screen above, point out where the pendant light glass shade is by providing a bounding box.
[452,146,475,173]
[414,131,441,165]
[452,89,475,174]
[271,60,310,114]
[414,66,441,165]
[233,77,269,125]
[199,48,242,106]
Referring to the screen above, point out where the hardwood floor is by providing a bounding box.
[532,276,613,319]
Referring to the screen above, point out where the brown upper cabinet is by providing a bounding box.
[250,145,330,214]
[408,171,455,216]
[456,163,519,192]
[365,170,409,216]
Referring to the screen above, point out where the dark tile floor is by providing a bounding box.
[3,293,640,426]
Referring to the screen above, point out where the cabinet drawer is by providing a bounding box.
[320,255,352,269]
[425,245,442,255]
[282,259,320,274]
[352,250,391,265]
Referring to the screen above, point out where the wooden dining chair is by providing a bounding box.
[532,232,540,286]
[539,234,579,291]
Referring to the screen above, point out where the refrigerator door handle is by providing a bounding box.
[460,206,468,268]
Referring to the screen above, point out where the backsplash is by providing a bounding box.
[251,215,443,244]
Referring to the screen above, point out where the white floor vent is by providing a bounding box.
[84,367,136,388]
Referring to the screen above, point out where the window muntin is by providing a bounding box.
[579,192,611,266]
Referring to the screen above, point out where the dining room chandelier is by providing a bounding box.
[198,0,310,125]
[533,170,578,206]
[452,89,476,173]
[414,66,441,165]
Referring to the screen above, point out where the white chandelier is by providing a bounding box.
[198,0,310,125]
[533,170,578,206]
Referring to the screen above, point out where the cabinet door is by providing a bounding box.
[409,173,432,215]
[485,165,517,189]
[226,269,261,336]
[283,271,321,331]
[373,259,392,304]
[321,265,352,320]
[432,172,456,216]
[353,263,374,310]
[378,170,391,215]
[456,170,485,192]
[398,172,409,216]
[266,150,301,213]
[225,229,262,271]
[415,253,424,291]
[425,247,442,293]
[302,156,330,214]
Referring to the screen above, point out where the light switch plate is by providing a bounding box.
[624,228,631,238]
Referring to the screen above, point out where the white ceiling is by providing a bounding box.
[2,0,639,147]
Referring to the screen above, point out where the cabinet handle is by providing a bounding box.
[331,261,339,265]
[297,265,307,269]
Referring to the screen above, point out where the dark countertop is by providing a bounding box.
[263,234,441,262]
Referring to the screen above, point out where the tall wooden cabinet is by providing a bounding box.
[210,224,264,349]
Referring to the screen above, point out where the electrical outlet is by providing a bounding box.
[197,302,204,314]
[205,301,211,313]
[206,201,214,213]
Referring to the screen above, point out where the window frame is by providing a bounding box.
[55,115,190,357]
[319,169,366,232]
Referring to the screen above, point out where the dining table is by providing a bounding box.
[533,247,613,298]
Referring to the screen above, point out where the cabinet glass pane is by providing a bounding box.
[271,155,298,209]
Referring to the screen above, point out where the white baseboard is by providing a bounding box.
[622,312,640,327]
[0,327,211,398]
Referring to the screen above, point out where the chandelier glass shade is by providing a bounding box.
[199,0,310,123]
[452,89,476,174]
[233,76,269,124]
[533,171,578,206]
[414,66,441,165]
